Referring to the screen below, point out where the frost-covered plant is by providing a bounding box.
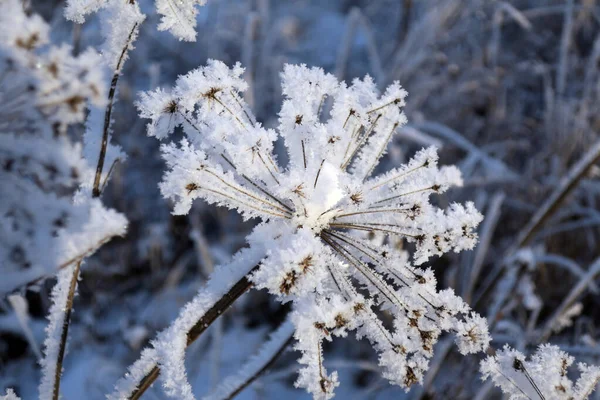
[65,0,206,41]
[0,1,131,399]
[120,60,490,399]
[481,344,600,400]
[0,0,127,294]
[1,389,19,400]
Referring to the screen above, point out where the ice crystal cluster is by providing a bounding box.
[65,0,206,41]
[135,59,490,398]
[0,0,127,294]
[481,344,600,400]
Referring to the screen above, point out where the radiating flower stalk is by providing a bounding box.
[3,1,599,399]
[113,60,491,399]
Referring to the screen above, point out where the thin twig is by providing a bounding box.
[92,22,139,197]
[52,261,82,400]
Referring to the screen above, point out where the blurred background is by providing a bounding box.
[3,0,600,398]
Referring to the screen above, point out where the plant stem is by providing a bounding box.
[52,260,82,400]
[92,22,139,198]
[128,267,258,400]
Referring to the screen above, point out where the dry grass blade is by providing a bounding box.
[335,7,384,85]
[512,139,600,251]
[464,192,504,303]
[538,258,600,343]
[92,22,140,198]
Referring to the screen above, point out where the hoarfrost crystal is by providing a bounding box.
[65,0,206,42]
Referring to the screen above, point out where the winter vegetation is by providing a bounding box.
[2,0,600,399]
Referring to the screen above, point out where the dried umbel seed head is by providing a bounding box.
[299,255,313,273]
[136,60,487,399]
[163,99,178,114]
[280,270,298,295]
[204,86,222,99]
[404,366,418,388]
[350,192,363,204]
[185,182,199,194]
[334,314,347,328]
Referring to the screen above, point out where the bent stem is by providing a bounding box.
[128,266,259,400]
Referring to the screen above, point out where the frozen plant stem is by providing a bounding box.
[92,21,140,197]
[128,267,259,400]
[51,261,81,400]
[48,25,138,382]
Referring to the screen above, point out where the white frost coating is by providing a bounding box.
[156,0,207,41]
[8,295,42,360]
[64,0,145,70]
[38,264,79,400]
[57,197,128,266]
[481,344,600,400]
[1,389,20,400]
[98,0,145,72]
[64,0,106,23]
[111,225,273,400]
[203,319,294,400]
[153,237,269,400]
[133,60,490,398]
[64,0,208,42]
[0,0,127,293]
[109,347,159,400]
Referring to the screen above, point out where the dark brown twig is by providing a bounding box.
[92,22,139,197]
